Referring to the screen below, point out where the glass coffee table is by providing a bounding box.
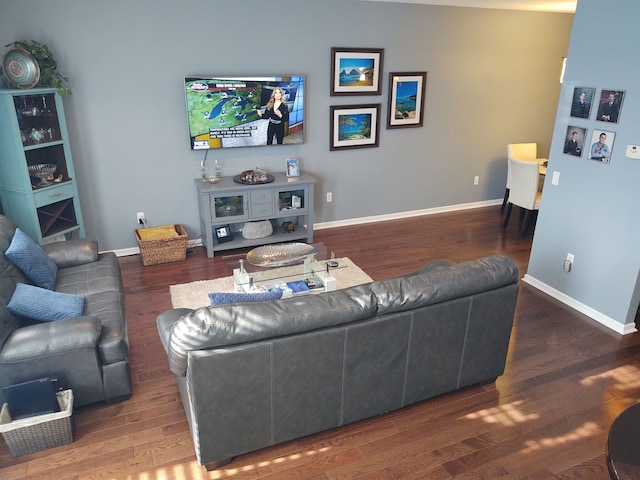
[222,243,345,297]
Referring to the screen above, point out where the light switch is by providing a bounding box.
[625,145,640,159]
[551,170,560,185]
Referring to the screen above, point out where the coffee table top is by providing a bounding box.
[223,243,344,290]
[222,243,335,274]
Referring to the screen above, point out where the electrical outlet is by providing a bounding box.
[326,192,333,203]
[473,176,479,186]
[136,212,145,225]
[564,253,574,273]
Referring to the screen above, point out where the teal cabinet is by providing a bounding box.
[0,88,84,242]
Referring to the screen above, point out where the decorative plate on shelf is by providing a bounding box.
[246,243,318,267]
[2,48,40,89]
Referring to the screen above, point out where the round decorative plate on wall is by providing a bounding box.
[2,48,40,89]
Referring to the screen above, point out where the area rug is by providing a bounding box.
[169,257,373,309]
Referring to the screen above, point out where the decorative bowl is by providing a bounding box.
[246,243,318,267]
[28,163,57,186]
[217,205,236,217]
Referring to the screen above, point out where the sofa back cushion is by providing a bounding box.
[370,254,519,316]
[165,285,377,376]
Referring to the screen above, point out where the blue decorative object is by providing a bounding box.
[5,228,57,290]
[7,283,85,322]
[208,290,283,306]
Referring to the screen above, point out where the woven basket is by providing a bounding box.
[0,390,74,457]
[135,224,188,266]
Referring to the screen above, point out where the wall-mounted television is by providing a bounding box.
[184,75,304,150]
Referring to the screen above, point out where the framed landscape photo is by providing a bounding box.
[331,47,384,96]
[387,72,427,128]
[330,104,381,151]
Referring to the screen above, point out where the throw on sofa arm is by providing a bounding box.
[42,239,99,268]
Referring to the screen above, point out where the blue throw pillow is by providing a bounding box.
[7,283,85,322]
[5,228,58,290]
[209,290,283,306]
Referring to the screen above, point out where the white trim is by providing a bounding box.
[108,199,502,256]
[315,199,502,230]
[109,238,202,258]
[522,274,637,335]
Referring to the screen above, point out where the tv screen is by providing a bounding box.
[184,75,304,150]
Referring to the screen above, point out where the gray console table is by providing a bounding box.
[195,172,315,258]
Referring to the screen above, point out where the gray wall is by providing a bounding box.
[526,0,640,332]
[0,0,572,251]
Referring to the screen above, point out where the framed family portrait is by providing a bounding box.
[563,125,587,157]
[286,158,300,177]
[214,224,233,243]
[330,104,381,151]
[570,87,595,119]
[596,89,625,123]
[588,129,615,164]
[330,47,384,96]
[387,72,427,128]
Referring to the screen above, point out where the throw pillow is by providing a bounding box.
[7,283,85,322]
[209,290,283,306]
[5,228,58,290]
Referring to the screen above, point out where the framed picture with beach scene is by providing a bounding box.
[387,72,427,128]
[330,104,381,151]
[331,47,384,96]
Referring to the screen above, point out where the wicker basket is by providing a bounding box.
[135,224,188,266]
[0,390,74,457]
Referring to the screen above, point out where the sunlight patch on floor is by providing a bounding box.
[210,446,332,478]
[463,400,539,426]
[520,422,599,454]
[580,364,640,390]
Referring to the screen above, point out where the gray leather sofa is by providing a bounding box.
[0,214,131,407]
[157,254,519,470]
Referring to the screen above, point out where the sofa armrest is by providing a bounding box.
[0,316,101,363]
[42,239,99,268]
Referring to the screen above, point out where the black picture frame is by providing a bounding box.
[214,224,233,243]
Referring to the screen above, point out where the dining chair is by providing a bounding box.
[502,157,543,236]
[502,143,542,212]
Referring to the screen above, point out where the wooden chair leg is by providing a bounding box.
[521,210,538,236]
[501,188,509,212]
[502,203,512,228]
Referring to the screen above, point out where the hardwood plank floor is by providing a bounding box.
[2,206,639,479]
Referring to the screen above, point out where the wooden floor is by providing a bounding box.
[2,206,639,479]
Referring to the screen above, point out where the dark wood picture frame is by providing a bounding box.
[330,47,384,96]
[387,72,427,128]
[330,104,381,151]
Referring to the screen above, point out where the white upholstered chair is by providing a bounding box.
[502,157,543,236]
[502,143,545,212]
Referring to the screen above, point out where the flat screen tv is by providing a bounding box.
[184,75,305,150]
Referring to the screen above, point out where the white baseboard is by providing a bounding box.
[111,238,203,258]
[109,199,502,257]
[522,274,637,335]
[314,199,502,230]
